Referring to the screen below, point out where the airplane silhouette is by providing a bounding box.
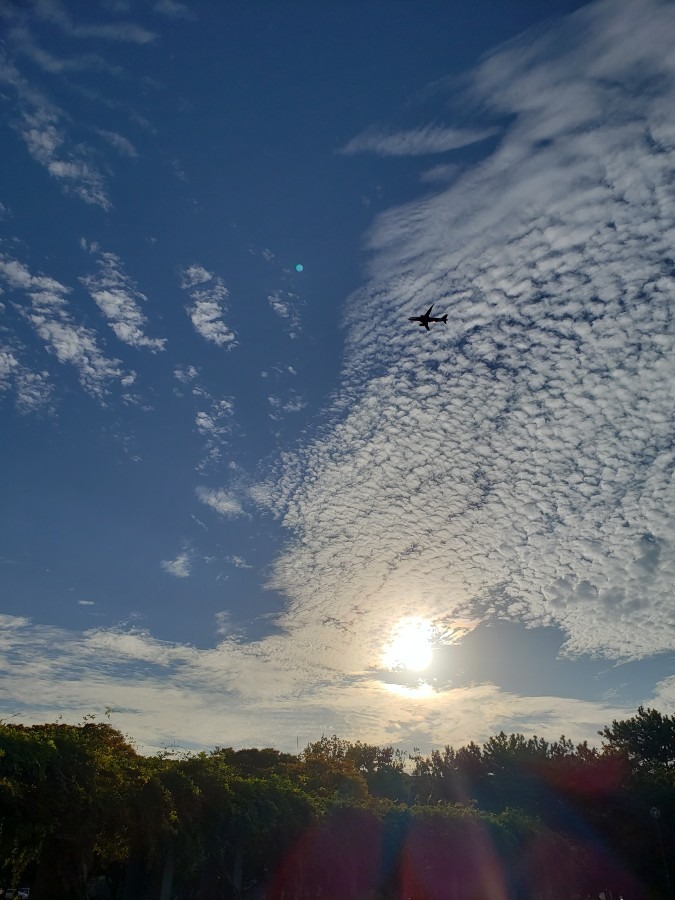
[408,304,447,330]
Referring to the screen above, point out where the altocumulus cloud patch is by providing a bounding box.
[261,0,675,664]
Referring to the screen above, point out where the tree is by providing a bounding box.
[0,721,141,899]
[600,706,675,771]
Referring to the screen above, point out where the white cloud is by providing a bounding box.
[194,397,235,469]
[174,364,200,384]
[195,399,234,438]
[268,291,291,318]
[259,0,675,666]
[8,24,122,75]
[268,289,302,335]
[161,551,192,579]
[81,247,166,351]
[0,255,125,398]
[0,614,660,755]
[153,0,195,20]
[341,124,498,157]
[0,54,111,209]
[13,367,53,412]
[0,347,53,412]
[180,265,213,288]
[195,486,244,518]
[214,610,235,636]
[33,0,156,44]
[267,391,307,420]
[179,265,237,349]
[171,364,236,470]
[94,128,138,158]
[0,348,19,388]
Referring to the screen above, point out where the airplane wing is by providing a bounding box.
[425,305,434,317]
[423,321,430,330]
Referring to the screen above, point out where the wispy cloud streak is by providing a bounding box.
[34,0,156,44]
[0,53,111,209]
[180,265,237,349]
[8,24,123,75]
[0,255,123,398]
[81,244,166,351]
[341,124,498,157]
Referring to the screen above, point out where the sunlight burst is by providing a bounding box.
[382,618,434,672]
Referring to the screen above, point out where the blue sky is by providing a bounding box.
[1,0,674,755]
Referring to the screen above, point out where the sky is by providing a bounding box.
[0,0,674,756]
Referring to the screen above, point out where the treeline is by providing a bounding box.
[1,707,674,899]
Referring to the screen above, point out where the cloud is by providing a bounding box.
[153,0,195,20]
[0,346,53,412]
[258,0,675,665]
[0,54,111,209]
[8,24,123,75]
[268,292,292,318]
[195,399,234,438]
[179,265,237,349]
[94,128,138,158]
[227,555,252,570]
[80,246,166,350]
[193,396,234,470]
[180,265,213,288]
[195,486,244,518]
[267,391,307,420]
[214,610,236,636]
[341,124,498,157]
[268,289,302,336]
[174,364,200,384]
[171,363,236,470]
[0,255,126,399]
[0,614,660,755]
[161,551,192,579]
[33,0,156,44]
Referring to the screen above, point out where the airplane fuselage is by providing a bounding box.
[408,304,447,330]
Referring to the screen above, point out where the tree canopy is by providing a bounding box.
[0,707,673,899]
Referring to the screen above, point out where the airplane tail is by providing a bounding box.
[441,314,447,324]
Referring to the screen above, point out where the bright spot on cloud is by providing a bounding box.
[384,680,436,700]
[382,617,434,672]
[295,263,304,272]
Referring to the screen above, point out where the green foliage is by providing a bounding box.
[600,705,675,771]
[1,711,674,898]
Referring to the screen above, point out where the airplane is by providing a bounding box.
[408,304,447,331]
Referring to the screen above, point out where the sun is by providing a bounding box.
[382,618,434,672]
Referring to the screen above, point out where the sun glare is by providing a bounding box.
[382,618,434,672]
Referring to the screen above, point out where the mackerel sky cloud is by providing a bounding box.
[0,0,673,754]
[266,0,675,667]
